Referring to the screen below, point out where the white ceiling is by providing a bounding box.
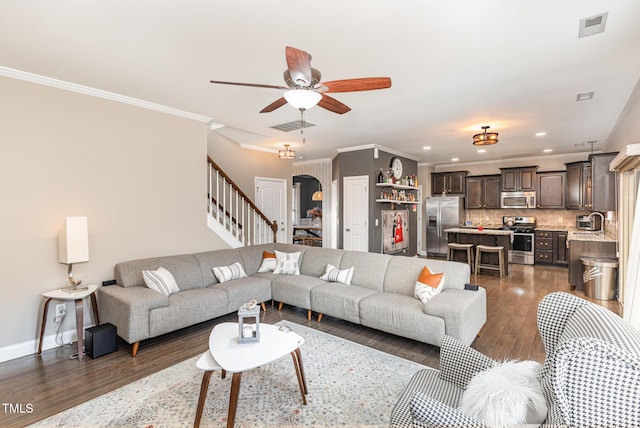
[2,1,640,165]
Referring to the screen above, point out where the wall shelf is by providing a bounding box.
[375,183,419,190]
[375,199,419,204]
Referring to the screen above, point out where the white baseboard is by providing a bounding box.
[0,326,94,363]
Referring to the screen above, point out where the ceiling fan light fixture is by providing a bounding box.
[278,144,296,160]
[473,125,499,146]
[283,89,322,110]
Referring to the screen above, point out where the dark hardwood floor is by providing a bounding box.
[1,263,621,427]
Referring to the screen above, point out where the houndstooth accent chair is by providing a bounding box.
[390,292,640,427]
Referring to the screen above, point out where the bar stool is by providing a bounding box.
[475,245,505,277]
[447,243,475,272]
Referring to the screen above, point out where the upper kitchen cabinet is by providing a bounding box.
[500,166,537,192]
[431,171,469,196]
[589,152,618,212]
[566,161,592,210]
[465,175,501,209]
[537,171,566,209]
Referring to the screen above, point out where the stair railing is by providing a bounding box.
[207,156,277,245]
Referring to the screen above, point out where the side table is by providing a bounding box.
[38,284,100,361]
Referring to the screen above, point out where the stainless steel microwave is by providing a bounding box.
[500,191,536,209]
[576,214,602,231]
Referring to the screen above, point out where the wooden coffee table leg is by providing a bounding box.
[227,372,243,428]
[295,348,308,394]
[290,351,307,405]
[194,370,213,428]
[90,292,100,325]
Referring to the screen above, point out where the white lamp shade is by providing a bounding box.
[58,216,89,264]
[283,89,322,110]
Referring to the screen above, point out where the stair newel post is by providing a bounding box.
[271,221,278,243]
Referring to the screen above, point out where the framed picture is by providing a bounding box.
[382,210,409,254]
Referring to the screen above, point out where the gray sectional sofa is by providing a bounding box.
[98,243,486,356]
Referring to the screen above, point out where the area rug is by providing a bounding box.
[29,321,428,428]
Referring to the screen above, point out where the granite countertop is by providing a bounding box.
[567,230,618,242]
[444,227,514,242]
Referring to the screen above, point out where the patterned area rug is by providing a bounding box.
[29,321,428,427]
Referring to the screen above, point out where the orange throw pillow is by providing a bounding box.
[257,251,277,272]
[414,266,446,303]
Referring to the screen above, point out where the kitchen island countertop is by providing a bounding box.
[444,227,514,243]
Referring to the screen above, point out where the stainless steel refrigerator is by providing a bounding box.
[426,196,465,257]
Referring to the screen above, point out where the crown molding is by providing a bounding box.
[430,151,595,170]
[292,158,332,166]
[238,143,279,154]
[0,66,212,123]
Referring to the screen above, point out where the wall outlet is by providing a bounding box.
[55,303,66,322]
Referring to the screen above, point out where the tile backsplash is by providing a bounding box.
[465,209,617,234]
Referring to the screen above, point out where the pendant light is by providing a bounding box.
[473,125,499,145]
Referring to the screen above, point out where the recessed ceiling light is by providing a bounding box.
[576,91,594,102]
[423,146,431,150]
[535,132,547,137]
[451,158,459,162]
[544,149,553,153]
[477,149,486,153]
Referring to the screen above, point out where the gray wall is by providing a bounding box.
[334,148,418,255]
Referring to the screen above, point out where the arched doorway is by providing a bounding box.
[292,175,323,246]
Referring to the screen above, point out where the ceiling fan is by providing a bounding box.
[210,46,392,114]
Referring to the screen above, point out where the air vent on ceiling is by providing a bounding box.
[270,120,317,132]
[576,91,594,101]
[578,12,608,38]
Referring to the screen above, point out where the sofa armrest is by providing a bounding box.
[423,288,486,346]
[98,285,170,343]
[410,392,484,428]
[438,335,495,389]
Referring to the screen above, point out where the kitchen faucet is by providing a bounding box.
[588,212,605,234]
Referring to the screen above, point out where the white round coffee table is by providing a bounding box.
[194,322,307,428]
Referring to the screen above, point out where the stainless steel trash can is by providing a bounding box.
[581,257,618,300]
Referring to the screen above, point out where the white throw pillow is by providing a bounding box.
[320,264,354,285]
[142,266,180,296]
[272,250,301,275]
[414,266,445,304]
[257,251,277,273]
[212,261,247,283]
[458,360,547,426]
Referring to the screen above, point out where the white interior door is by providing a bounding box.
[343,175,369,251]
[255,177,287,243]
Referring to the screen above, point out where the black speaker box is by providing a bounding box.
[85,323,116,358]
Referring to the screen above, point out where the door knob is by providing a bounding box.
[345,228,351,232]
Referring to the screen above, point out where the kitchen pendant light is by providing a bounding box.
[473,125,499,145]
[278,144,296,160]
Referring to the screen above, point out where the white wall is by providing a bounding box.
[0,76,227,358]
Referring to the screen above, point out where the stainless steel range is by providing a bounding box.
[503,216,536,265]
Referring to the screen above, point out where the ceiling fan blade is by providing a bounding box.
[318,94,351,114]
[285,46,313,87]
[320,77,392,93]
[260,97,288,113]
[210,80,288,90]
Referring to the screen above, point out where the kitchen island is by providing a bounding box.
[444,228,513,275]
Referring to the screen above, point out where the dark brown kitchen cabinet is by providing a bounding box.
[500,166,537,192]
[465,175,501,209]
[537,171,566,209]
[431,171,469,196]
[589,152,618,212]
[535,230,568,267]
[566,161,592,210]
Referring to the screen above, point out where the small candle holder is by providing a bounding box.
[237,299,260,343]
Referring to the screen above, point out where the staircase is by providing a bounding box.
[207,157,277,248]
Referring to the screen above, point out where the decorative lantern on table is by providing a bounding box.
[237,299,260,343]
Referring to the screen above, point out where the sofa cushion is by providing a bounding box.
[257,251,277,273]
[299,247,345,277]
[320,264,354,285]
[339,251,390,292]
[142,266,180,296]
[193,249,244,286]
[383,256,469,296]
[360,293,446,345]
[414,267,445,303]
[115,255,204,290]
[271,274,327,310]
[311,282,378,324]
[211,276,272,313]
[273,250,301,275]
[212,261,247,283]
